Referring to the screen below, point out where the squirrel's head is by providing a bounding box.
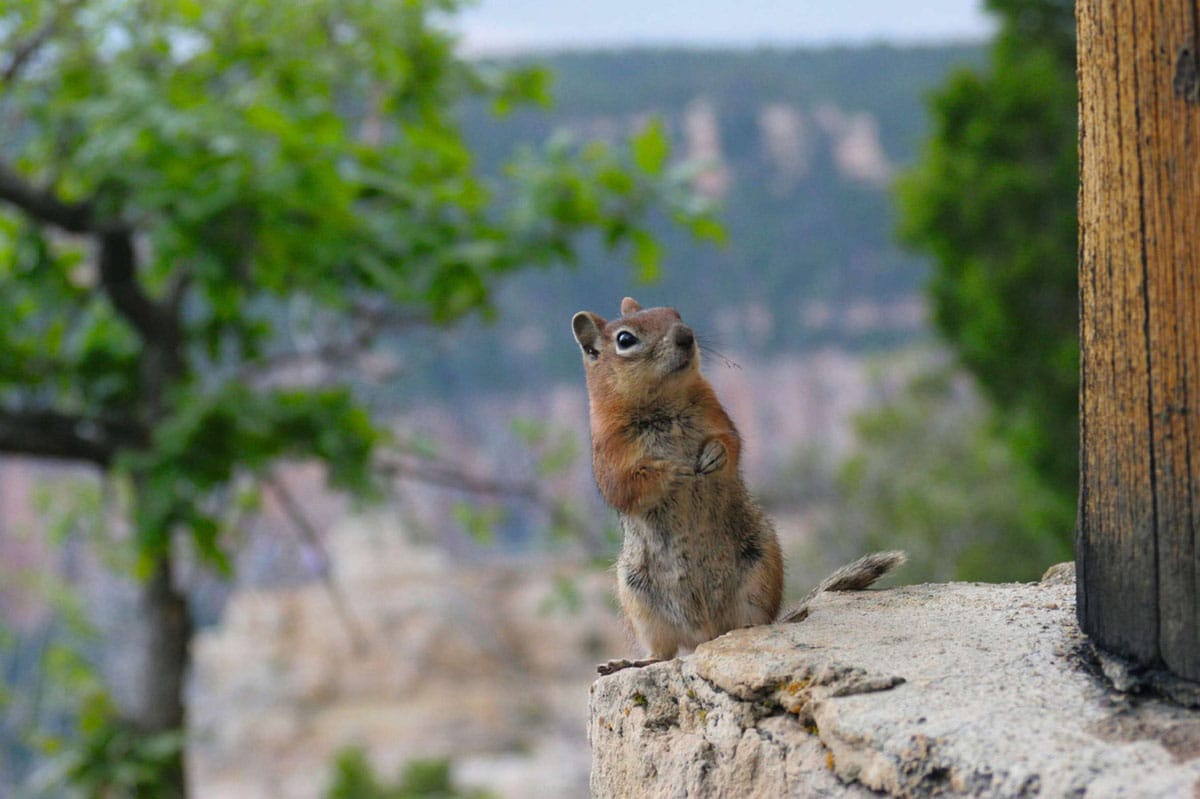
[571,297,699,402]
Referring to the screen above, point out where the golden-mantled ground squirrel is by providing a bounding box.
[572,297,905,675]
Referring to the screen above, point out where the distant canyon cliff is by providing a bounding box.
[392,46,982,403]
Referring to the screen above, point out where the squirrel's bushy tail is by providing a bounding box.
[778,550,907,623]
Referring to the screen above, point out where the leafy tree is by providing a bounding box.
[0,0,711,794]
[896,0,1078,513]
[824,356,1073,583]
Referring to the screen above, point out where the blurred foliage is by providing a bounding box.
[510,418,580,480]
[539,573,585,616]
[896,0,1079,516]
[0,1,715,795]
[0,0,710,565]
[0,612,105,799]
[325,749,492,799]
[451,501,504,545]
[0,481,105,797]
[824,356,1073,582]
[56,694,185,799]
[0,478,180,799]
[0,581,180,799]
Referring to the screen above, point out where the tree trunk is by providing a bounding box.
[1077,0,1200,680]
[130,557,191,732]
[98,229,193,794]
[129,551,191,797]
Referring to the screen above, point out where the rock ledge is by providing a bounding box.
[589,568,1200,797]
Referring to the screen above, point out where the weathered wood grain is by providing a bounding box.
[1077,0,1200,680]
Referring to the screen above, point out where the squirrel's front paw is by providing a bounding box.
[671,460,698,481]
[696,438,727,475]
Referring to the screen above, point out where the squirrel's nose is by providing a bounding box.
[673,324,694,349]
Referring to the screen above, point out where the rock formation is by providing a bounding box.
[189,515,628,798]
[589,566,1200,797]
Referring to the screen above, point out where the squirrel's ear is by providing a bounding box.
[620,297,642,316]
[572,311,605,360]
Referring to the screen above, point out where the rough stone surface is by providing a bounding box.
[589,568,1200,798]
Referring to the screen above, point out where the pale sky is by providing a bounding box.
[454,0,995,53]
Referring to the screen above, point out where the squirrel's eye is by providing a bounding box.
[616,331,639,350]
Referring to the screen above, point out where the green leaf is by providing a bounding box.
[632,118,670,176]
[510,417,545,446]
[539,574,583,615]
[536,434,578,478]
[190,513,232,575]
[690,215,728,246]
[492,66,553,116]
[452,502,503,544]
[632,229,662,282]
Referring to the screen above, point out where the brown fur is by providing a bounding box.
[572,298,904,676]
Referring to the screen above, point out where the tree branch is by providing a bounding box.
[241,299,426,388]
[0,407,146,467]
[0,159,122,235]
[0,165,173,355]
[98,230,177,347]
[1,1,85,86]
[349,298,433,332]
[0,167,176,361]
[378,452,541,502]
[267,475,370,654]
[380,451,609,555]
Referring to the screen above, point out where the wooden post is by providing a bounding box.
[1077,0,1200,680]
